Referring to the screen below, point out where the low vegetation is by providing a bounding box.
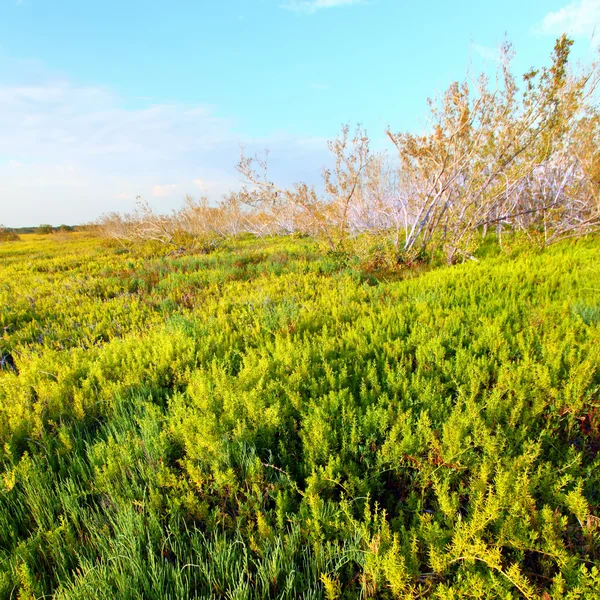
[0,231,599,598]
[0,226,20,242]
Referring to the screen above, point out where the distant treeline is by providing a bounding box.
[5,225,74,234]
[0,224,89,240]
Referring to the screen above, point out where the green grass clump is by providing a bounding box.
[0,233,599,598]
[573,301,600,326]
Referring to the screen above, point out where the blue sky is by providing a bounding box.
[1,0,599,226]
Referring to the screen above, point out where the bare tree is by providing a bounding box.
[236,125,372,250]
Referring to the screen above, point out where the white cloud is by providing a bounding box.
[472,44,501,63]
[112,192,132,200]
[152,184,180,197]
[0,68,329,226]
[535,0,600,39]
[282,0,363,15]
[192,177,234,195]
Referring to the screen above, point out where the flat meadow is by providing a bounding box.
[0,232,599,598]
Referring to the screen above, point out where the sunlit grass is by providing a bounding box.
[0,233,599,598]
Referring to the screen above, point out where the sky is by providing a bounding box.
[0,0,599,226]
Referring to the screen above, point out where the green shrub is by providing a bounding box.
[0,233,599,598]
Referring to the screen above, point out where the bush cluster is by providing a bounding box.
[100,36,600,267]
[0,233,599,597]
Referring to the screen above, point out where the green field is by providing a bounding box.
[1,233,599,598]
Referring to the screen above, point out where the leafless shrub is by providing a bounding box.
[99,36,599,264]
[0,225,20,242]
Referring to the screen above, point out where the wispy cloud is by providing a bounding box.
[0,66,329,226]
[152,184,180,198]
[282,0,364,16]
[472,44,501,63]
[192,178,225,192]
[534,0,600,41]
[112,192,132,200]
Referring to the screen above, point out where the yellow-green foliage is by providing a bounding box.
[0,232,599,598]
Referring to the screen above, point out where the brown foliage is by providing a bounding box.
[100,36,600,263]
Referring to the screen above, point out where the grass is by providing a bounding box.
[0,232,599,598]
